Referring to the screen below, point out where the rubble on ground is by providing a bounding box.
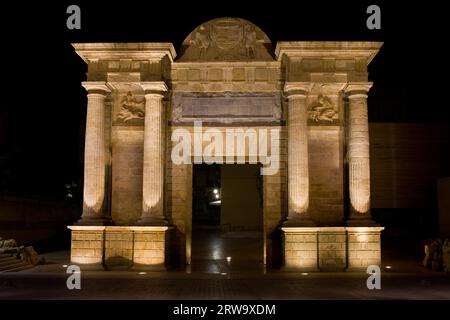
[0,236,40,265]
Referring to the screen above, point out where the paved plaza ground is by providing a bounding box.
[1,265,450,300]
[1,230,450,300]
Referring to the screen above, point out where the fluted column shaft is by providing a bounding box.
[79,82,111,224]
[284,83,314,226]
[138,82,168,225]
[345,83,374,224]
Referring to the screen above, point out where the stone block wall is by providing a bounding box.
[104,227,133,269]
[347,227,382,270]
[133,227,170,270]
[308,127,344,225]
[282,227,383,271]
[111,129,144,225]
[68,226,170,270]
[282,228,318,271]
[264,126,287,234]
[318,228,346,271]
[69,226,105,266]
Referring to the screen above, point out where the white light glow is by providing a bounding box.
[139,272,147,275]
[215,194,220,199]
[213,189,218,194]
[226,256,232,263]
[301,273,309,276]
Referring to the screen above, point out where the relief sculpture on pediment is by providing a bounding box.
[178,18,273,61]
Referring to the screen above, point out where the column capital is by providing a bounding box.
[139,81,168,96]
[82,82,111,94]
[284,82,313,98]
[344,82,373,96]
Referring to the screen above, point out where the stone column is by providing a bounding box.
[78,82,112,225]
[284,83,314,226]
[345,83,376,226]
[138,82,168,225]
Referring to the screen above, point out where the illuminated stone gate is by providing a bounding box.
[69,18,384,271]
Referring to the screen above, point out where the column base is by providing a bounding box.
[346,216,379,227]
[283,219,316,227]
[75,217,112,226]
[136,216,168,226]
[283,215,316,227]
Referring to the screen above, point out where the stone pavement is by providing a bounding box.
[1,250,450,300]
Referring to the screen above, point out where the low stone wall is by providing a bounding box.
[281,227,384,271]
[68,226,171,270]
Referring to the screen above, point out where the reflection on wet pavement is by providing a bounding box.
[190,227,264,274]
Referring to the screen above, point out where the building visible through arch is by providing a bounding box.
[69,18,384,271]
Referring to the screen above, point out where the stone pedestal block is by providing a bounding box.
[68,226,171,270]
[347,227,383,271]
[281,226,384,271]
[281,227,319,271]
[68,226,105,269]
[132,226,171,271]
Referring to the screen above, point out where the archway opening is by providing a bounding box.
[190,163,264,273]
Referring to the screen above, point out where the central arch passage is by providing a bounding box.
[191,164,264,273]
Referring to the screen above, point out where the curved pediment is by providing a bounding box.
[177,17,274,62]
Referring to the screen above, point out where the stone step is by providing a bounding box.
[0,258,25,269]
[0,254,34,272]
[4,264,34,272]
[0,255,16,262]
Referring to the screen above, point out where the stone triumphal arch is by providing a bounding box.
[69,18,384,271]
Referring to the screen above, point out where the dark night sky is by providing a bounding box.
[0,1,448,198]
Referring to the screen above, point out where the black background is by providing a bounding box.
[0,0,448,198]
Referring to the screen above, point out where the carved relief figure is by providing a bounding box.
[190,26,211,57]
[117,92,145,122]
[308,94,338,122]
[178,18,273,61]
[244,24,257,58]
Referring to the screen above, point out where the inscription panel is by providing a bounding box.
[171,92,282,125]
